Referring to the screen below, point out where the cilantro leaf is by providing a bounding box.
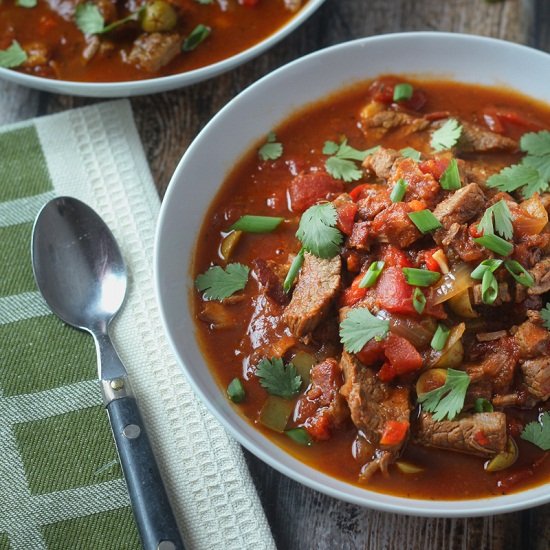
[75,3,105,34]
[0,41,27,69]
[195,263,249,300]
[521,130,550,157]
[255,357,302,399]
[400,147,421,161]
[541,303,550,330]
[477,199,513,240]
[521,412,550,451]
[323,138,378,182]
[296,203,342,259]
[339,308,390,353]
[417,368,470,421]
[258,132,283,161]
[431,119,462,152]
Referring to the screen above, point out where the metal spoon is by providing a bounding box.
[31,196,184,550]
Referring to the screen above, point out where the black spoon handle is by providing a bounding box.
[107,395,185,550]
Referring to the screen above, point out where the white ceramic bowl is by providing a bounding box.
[0,0,324,97]
[155,32,550,516]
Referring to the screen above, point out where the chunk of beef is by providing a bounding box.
[362,147,400,180]
[371,202,421,248]
[457,121,518,153]
[528,257,550,295]
[127,33,181,72]
[472,282,511,306]
[513,320,550,359]
[432,182,486,229]
[466,336,519,395]
[434,222,485,263]
[356,186,391,220]
[390,158,441,205]
[521,357,550,401]
[347,221,370,251]
[294,358,349,440]
[340,352,411,480]
[360,102,430,137]
[252,258,289,306]
[283,253,341,337]
[289,172,344,213]
[415,412,507,457]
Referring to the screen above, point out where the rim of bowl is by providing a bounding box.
[154,31,550,516]
[0,0,325,97]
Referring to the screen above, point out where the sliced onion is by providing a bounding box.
[432,249,450,274]
[220,230,243,261]
[433,262,474,305]
[396,461,425,474]
[485,438,518,472]
[448,289,478,318]
[379,310,437,349]
[476,330,507,342]
[416,368,447,395]
[513,194,548,237]
[428,322,466,369]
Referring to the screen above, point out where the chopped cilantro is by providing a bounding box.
[417,368,470,421]
[75,3,143,35]
[258,132,283,161]
[541,303,550,330]
[339,308,390,353]
[400,147,422,161]
[323,138,378,182]
[295,203,343,259]
[16,0,37,7]
[255,357,302,399]
[183,23,211,51]
[477,199,513,240]
[521,412,550,451]
[195,263,249,300]
[0,41,27,69]
[487,130,550,198]
[431,119,462,152]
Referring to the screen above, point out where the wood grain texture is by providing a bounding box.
[1,1,550,549]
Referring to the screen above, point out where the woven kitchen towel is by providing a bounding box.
[0,101,275,550]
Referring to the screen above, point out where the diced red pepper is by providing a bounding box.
[375,266,416,315]
[356,338,386,366]
[419,158,450,181]
[340,274,367,307]
[380,420,410,446]
[421,247,442,273]
[474,430,490,446]
[382,245,412,268]
[383,333,423,376]
[482,106,545,135]
[334,200,358,236]
[407,199,427,212]
[349,183,371,202]
[469,223,483,239]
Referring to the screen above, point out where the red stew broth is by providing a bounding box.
[193,77,550,499]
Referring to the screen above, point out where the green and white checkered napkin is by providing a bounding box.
[0,101,275,550]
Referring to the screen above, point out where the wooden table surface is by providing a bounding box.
[2,0,550,548]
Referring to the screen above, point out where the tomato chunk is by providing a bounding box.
[289,172,344,213]
[383,333,423,375]
[341,274,367,307]
[382,245,412,268]
[334,198,358,236]
[376,266,415,315]
[419,158,450,181]
[380,420,410,446]
[356,338,385,366]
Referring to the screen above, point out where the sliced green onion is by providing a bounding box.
[439,159,461,190]
[473,234,514,256]
[227,378,246,403]
[283,248,305,292]
[431,323,450,351]
[390,178,408,202]
[403,267,441,287]
[393,83,413,102]
[182,23,211,51]
[359,261,385,288]
[408,209,442,233]
[504,260,534,288]
[400,147,421,161]
[412,287,426,314]
[471,259,503,280]
[229,215,283,233]
[474,398,494,413]
[285,427,313,446]
[481,269,499,305]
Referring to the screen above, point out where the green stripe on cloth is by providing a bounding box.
[0,121,137,548]
[0,127,53,201]
[42,507,140,550]
[0,315,96,397]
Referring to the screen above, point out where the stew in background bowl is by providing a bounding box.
[154,33,550,516]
